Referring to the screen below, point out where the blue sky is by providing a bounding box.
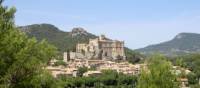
[4,0,200,49]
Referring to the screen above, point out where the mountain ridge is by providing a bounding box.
[136,32,200,56]
[19,23,97,52]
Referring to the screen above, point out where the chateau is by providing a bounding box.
[76,35,125,60]
[63,35,126,62]
[69,35,126,61]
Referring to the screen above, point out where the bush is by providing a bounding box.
[54,60,67,66]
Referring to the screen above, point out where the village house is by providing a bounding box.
[83,71,102,77]
[46,66,78,77]
[47,34,192,84]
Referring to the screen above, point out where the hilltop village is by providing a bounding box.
[46,34,191,88]
[2,1,200,87]
[47,35,142,77]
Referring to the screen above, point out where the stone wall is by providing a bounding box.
[75,35,126,60]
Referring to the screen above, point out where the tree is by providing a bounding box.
[117,73,137,86]
[137,54,179,88]
[77,67,88,77]
[30,71,57,88]
[187,73,198,85]
[0,1,57,87]
[180,54,200,86]
[100,70,118,86]
[54,60,67,66]
[175,58,185,67]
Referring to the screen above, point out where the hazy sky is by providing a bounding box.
[4,0,200,49]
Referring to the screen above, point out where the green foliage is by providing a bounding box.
[117,73,137,86]
[187,73,198,85]
[137,54,179,88]
[54,60,67,66]
[77,67,88,77]
[174,58,185,67]
[57,70,137,88]
[82,77,97,87]
[125,47,144,64]
[30,71,57,88]
[182,54,200,78]
[100,70,118,86]
[88,65,97,71]
[0,1,57,87]
[19,24,97,53]
[175,53,200,86]
[190,84,200,88]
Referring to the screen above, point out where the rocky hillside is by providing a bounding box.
[137,33,200,56]
[19,24,97,52]
[19,24,141,62]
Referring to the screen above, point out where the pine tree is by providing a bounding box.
[0,0,57,87]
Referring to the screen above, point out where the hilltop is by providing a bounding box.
[19,24,97,52]
[136,33,200,56]
[19,24,142,62]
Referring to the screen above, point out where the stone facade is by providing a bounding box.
[76,35,125,60]
[63,52,68,62]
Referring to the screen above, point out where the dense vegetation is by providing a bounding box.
[57,70,137,88]
[125,47,144,64]
[137,55,179,88]
[19,24,97,53]
[0,1,57,87]
[171,54,200,87]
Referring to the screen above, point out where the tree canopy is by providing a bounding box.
[0,0,57,87]
[137,54,179,88]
